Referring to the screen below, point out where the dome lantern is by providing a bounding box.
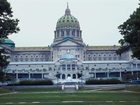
[65,3,71,15]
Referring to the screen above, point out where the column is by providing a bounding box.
[42,73,43,79]
[16,73,18,80]
[28,72,30,79]
[120,71,122,80]
[94,70,96,79]
[107,71,109,79]
[70,29,72,37]
[64,30,66,37]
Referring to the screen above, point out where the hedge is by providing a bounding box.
[18,80,54,85]
[85,79,123,85]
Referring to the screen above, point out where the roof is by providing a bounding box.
[14,46,120,52]
[56,5,80,28]
[83,60,130,64]
[4,39,15,44]
[9,61,54,65]
[15,47,50,52]
[87,46,120,51]
[0,38,15,49]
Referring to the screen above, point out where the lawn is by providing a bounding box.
[0,86,140,105]
[0,91,140,105]
[0,88,10,94]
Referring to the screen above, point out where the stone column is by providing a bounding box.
[64,30,66,37]
[107,71,109,79]
[70,29,72,37]
[120,71,122,80]
[94,70,96,79]
[28,72,30,79]
[16,73,18,80]
[42,73,43,79]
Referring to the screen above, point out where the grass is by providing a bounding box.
[0,85,140,105]
[0,91,140,105]
[0,87,10,94]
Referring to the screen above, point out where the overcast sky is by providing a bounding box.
[8,0,139,47]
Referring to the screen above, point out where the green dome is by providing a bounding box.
[56,5,80,28]
[3,38,15,48]
[57,15,79,28]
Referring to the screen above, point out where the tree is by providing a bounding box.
[0,0,19,81]
[117,3,140,60]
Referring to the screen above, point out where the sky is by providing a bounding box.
[8,0,139,47]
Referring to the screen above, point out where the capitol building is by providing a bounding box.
[5,5,140,83]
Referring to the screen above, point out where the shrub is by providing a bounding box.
[18,80,53,85]
[85,79,122,85]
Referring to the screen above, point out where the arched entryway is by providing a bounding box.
[73,74,76,79]
[67,74,71,77]
[62,74,66,79]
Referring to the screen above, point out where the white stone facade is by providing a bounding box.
[5,6,140,83]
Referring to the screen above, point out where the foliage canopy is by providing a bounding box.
[0,0,19,81]
[117,3,140,59]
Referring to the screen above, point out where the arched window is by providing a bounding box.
[67,74,71,77]
[77,30,79,37]
[61,30,64,37]
[72,29,75,36]
[62,74,65,79]
[57,30,59,35]
[73,74,76,79]
[66,29,70,36]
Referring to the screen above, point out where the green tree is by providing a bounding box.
[117,3,140,59]
[0,0,19,81]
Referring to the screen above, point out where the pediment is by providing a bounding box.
[58,40,79,46]
[52,37,85,47]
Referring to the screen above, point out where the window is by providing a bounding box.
[61,30,64,36]
[66,29,70,36]
[30,58,33,61]
[25,58,28,61]
[86,67,89,70]
[62,64,66,70]
[49,67,52,71]
[72,29,75,36]
[72,64,75,70]
[67,64,70,70]
[57,30,59,36]
[35,58,38,61]
[14,58,18,62]
[77,30,79,36]
[20,58,23,61]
